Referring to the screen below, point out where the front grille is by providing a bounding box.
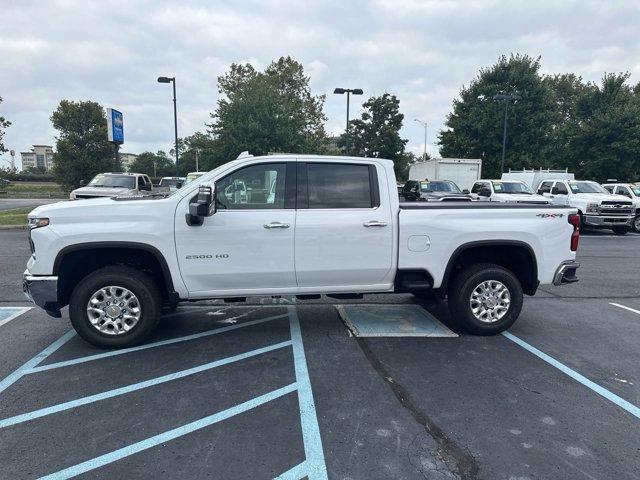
[75,194,108,199]
[517,200,549,204]
[27,229,34,254]
[601,200,632,206]
[599,208,633,215]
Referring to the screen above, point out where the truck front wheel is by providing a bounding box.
[69,266,161,348]
[448,263,523,335]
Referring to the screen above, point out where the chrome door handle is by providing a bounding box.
[264,222,290,229]
[363,220,388,227]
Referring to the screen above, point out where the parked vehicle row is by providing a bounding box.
[24,153,580,348]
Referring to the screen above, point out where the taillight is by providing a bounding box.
[568,213,580,251]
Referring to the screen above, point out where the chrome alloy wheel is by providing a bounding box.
[86,286,141,335]
[469,280,511,323]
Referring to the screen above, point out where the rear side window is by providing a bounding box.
[307,163,374,208]
[537,181,553,194]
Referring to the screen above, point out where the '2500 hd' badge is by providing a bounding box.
[185,254,229,259]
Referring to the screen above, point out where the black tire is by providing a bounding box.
[447,263,523,335]
[612,226,628,236]
[69,266,161,348]
[634,216,640,233]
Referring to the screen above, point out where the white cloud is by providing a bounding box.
[1,0,639,168]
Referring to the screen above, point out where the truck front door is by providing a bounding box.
[175,162,297,296]
[294,162,394,289]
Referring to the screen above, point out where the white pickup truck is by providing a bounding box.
[470,180,551,204]
[24,155,580,348]
[536,179,635,235]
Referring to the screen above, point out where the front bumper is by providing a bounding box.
[553,261,580,286]
[583,214,633,227]
[23,271,61,317]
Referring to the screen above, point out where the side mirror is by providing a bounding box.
[462,189,470,194]
[187,185,216,226]
[79,179,86,187]
[176,182,182,189]
[478,187,491,197]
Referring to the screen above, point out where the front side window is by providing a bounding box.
[216,163,286,209]
[471,182,485,194]
[552,182,568,194]
[307,163,373,208]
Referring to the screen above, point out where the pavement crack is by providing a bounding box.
[355,336,480,480]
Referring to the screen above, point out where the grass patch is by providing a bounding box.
[1,182,69,199]
[0,207,32,226]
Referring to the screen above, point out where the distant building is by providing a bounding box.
[119,153,138,171]
[21,145,55,171]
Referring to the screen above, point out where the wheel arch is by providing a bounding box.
[440,240,539,296]
[53,242,178,308]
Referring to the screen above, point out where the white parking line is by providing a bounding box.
[503,332,640,420]
[610,302,640,315]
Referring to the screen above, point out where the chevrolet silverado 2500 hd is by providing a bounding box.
[24,155,580,348]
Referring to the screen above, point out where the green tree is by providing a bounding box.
[208,57,328,160]
[129,151,175,177]
[51,100,114,188]
[0,97,11,153]
[438,54,554,178]
[172,132,220,175]
[340,93,408,177]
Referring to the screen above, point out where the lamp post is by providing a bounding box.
[414,119,428,161]
[157,76,179,175]
[333,87,363,155]
[492,93,521,173]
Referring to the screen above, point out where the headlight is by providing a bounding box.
[28,217,49,229]
[586,203,599,213]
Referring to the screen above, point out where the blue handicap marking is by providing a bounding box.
[0,307,31,327]
[336,304,458,337]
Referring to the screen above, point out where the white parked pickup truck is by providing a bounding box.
[24,155,580,348]
[470,180,551,205]
[536,179,634,235]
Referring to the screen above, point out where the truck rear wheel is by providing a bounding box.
[448,263,523,335]
[69,266,161,348]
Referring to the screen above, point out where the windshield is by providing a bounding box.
[88,174,135,189]
[568,181,608,194]
[420,181,461,193]
[492,181,533,194]
[159,178,184,187]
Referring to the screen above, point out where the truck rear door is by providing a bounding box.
[294,161,394,289]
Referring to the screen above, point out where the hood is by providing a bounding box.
[495,193,549,203]
[421,192,471,200]
[71,186,133,198]
[572,193,631,204]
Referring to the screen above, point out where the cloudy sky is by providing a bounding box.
[2,0,639,169]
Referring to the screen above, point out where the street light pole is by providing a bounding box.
[158,76,179,176]
[414,119,428,161]
[333,87,363,155]
[492,93,521,173]
[195,148,200,172]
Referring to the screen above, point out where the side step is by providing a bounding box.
[326,293,364,300]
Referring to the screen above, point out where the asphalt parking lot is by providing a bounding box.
[1,228,639,479]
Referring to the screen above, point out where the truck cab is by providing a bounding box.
[537,180,634,234]
[470,180,550,204]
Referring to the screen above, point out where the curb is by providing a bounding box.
[0,225,27,230]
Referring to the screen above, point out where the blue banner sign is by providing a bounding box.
[106,108,124,144]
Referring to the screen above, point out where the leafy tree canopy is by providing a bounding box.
[0,97,11,154]
[208,57,328,160]
[51,100,114,188]
[128,150,174,177]
[340,93,409,178]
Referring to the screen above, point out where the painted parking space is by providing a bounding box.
[0,306,31,327]
[0,306,327,480]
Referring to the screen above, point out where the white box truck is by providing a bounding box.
[409,158,482,192]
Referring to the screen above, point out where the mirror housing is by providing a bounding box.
[462,189,470,194]
[79,179,86,187]
[187,185,216,226]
